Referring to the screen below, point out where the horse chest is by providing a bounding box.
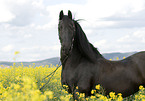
[61,66,78,85]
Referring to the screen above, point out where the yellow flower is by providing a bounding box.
[76,92,79,95]
[139,85,144,90]
[76,86,78,89]
[91,90,96,94]
[135,95,139,100]
[40,95,46,100]
[117,93,123,101]
[60,95,70,101]
[96,93,102,97]
[118,93,122,96]
[13,63,16,66]
[90,96,96,99]
[116,57,119,60]
[79,93,85,98]
[63,85,68,88]
[45,91,53,99]
[60,96,65,100]
[109,92,116,99]
[85,98,89,101]
[14,84,20,90]
[99,95,107,100]
[95,84,100,90]
[14,51,20,55]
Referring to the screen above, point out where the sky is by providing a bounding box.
[0,0,145,62]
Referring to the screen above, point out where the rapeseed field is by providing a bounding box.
[0,63,145,101]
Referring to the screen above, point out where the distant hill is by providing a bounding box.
[103,52,137,60]
[0,52,137,67]
[0,57,60,67]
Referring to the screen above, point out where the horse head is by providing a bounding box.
[58,10,76,55]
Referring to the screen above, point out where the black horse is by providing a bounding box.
[58,10,145,99]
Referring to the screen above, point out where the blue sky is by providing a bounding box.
[0,0,145,61]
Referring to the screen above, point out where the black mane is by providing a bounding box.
[74,20,103,62]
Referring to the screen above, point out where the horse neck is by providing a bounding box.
[73,22,103,63]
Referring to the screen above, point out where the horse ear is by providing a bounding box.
[68,10,72,19]
[59,10,64,20]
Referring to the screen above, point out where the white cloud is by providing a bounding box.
[117,31,145,44]
[32,0,44,9]
[94,40,107,47]
[20,45,60,52]
[52,45,61,51]
[36,23,56,30]
[0,0,145,61]
[117,35,132,42]
[133,28,145,43]
[1,45,14,52]
[78,0,145,29]
[81,0,145,21]
[133,30,145,38]
[29,53,41,58]
[0,0,15,22]
[2,0,47,26]
[24,34,32,38]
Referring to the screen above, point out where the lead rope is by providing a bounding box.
[39,35,75,91]
[39,61,61,91]
[39,54,70,91]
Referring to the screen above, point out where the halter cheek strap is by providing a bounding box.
[62,22,76,63]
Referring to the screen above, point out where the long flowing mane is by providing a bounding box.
[74,20,103,62]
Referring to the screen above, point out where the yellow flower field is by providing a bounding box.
[0,63,145,101]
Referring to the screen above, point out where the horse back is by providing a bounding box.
[130,51,145,81]
[95,51,145,97]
